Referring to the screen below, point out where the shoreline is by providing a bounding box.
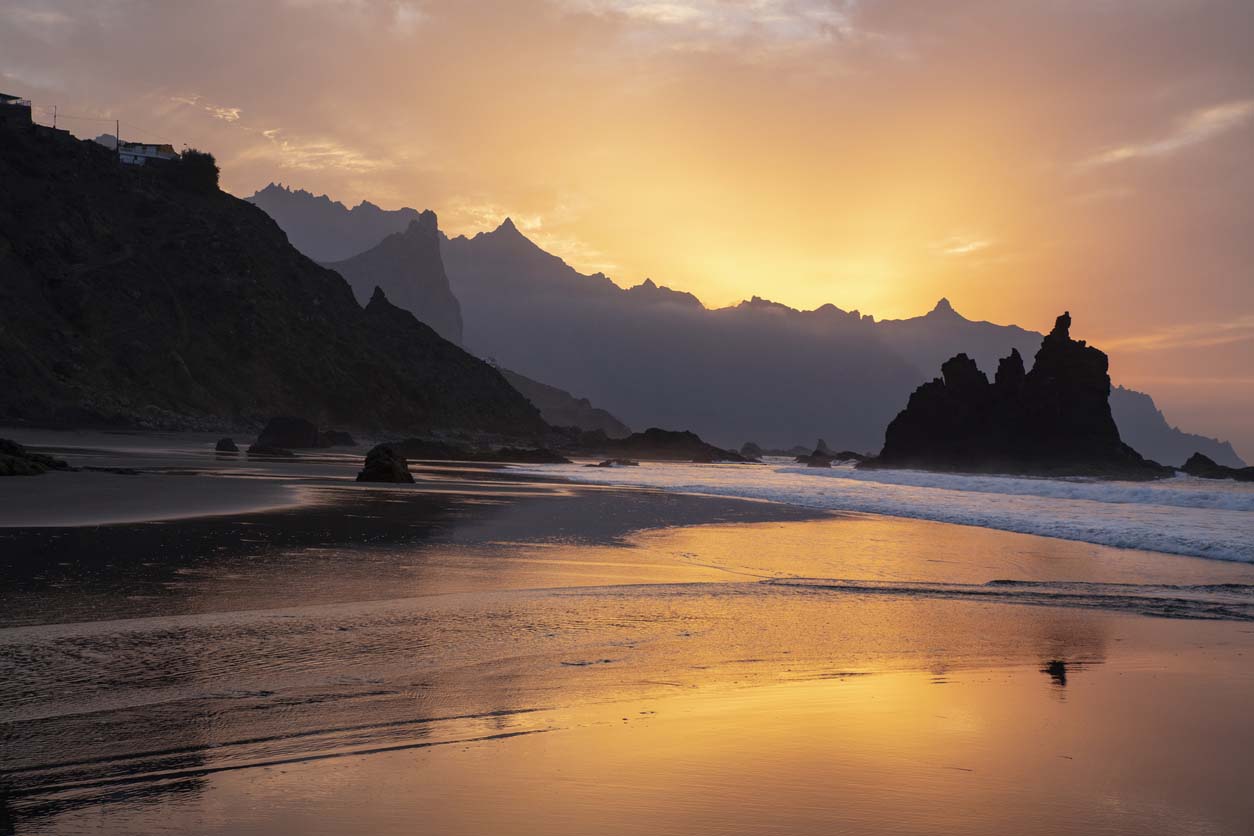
[5,432,1254,834]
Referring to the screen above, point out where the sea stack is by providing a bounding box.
[863,313,1171,479]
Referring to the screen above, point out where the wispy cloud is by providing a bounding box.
[1102,315,1254,352]
[934,235,992,257]
[253,128,390,173]
[1081,99,1254,167]
[565,0,862,50]
[171,95,242,123]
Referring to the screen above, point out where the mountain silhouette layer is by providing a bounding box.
[249,183,421,262]
[324,213,464,344]
[250,190,1245,467]
[0,127,544,436]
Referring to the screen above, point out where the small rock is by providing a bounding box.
[356,444,415,483]
[215,437,239,452]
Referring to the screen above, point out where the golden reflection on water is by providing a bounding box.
[10,514,1254,835]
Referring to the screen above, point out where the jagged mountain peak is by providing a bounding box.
[926,297,963,319]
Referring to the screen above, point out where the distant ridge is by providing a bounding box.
[249,183,421,262]
[251,187,1245,465]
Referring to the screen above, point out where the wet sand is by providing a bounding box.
[3,431,1254,834]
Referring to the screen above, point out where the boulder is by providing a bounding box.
[215,437,239,452]
[0,438,71,476]
[356,444,415,483]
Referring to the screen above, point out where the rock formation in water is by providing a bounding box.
[0,439,71,476]
[1180,453,1254,482]
[865,313,1171,478]
[0,124,546,438]
[356,444,416,483]
[215,437,239,453]
[324,214,464,344]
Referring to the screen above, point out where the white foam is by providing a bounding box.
[513,462,1254,563]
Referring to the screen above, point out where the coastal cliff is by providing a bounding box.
[0,125,544,436]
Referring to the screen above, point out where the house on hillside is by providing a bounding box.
[118,141,178,166]
[0,93,33,127]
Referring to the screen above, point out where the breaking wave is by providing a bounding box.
[514,462,1254,563]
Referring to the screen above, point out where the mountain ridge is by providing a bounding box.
[248,187,1245,466]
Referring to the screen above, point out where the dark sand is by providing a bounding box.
[3,430,1254,835]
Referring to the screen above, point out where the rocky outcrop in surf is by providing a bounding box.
[1181,453,1254,482]
[863,313,1171,479]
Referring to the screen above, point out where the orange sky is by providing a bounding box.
[2,0,1252,453]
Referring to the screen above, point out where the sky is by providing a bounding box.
[2,0,1252,454]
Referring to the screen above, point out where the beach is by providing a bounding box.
[3,431,1254,835]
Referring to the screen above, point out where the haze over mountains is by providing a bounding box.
[250,185,1247,467]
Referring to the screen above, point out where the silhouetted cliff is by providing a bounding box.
[0,127,544,436]
[325,214,464,344]
[867,313,1171,478]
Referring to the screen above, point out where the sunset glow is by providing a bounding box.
[3,0,1252,447]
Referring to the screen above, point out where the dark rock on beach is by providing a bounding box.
[1181,453,1254,482]
[215,437,239,453]
[0,438,71,476]
[355,444,415,483]
[862,313,1172,479]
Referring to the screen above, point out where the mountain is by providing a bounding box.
[324,213,464,344]
[867,313,1170,478]
[248,183,421,262]
[439,221,922,452]
[0,124,545,436]
[251,188,1245,465]
[1108,387,1244,468]
[499,368,631,437]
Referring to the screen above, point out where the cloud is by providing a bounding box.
[1102,315,1254,352]
[250,128,391,173]
[934,236,992,257]
[171,95,242,123]
[564,0,863,50]
[1082,99,1254,167]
